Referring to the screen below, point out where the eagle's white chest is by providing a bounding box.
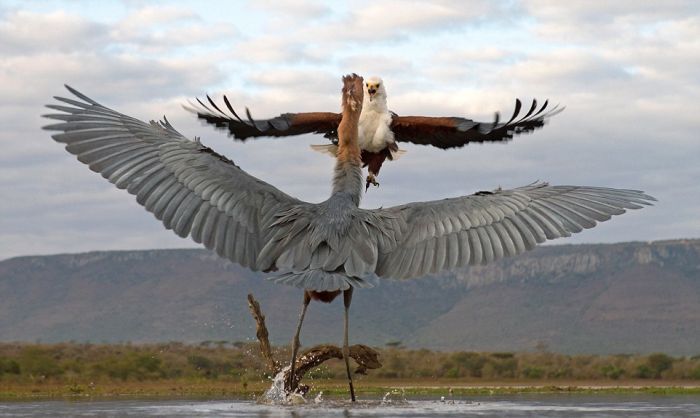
[358,101,394,153]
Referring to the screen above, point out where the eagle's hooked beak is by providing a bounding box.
[367,87,376,102]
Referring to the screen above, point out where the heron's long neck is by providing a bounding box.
[332,94,363,205]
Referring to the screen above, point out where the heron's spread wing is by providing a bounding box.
[44,86,305,270]
[390,99,563,149]
[373,182,655,279]
[184,95,342,141]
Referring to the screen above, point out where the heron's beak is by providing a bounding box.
[368,88,376,102]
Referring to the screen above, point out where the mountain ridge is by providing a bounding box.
[1,239,698,355]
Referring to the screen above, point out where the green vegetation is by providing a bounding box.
[1,342,700,399]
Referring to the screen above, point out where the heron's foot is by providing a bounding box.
[365,174,380,191]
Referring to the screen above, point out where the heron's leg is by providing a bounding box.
[343,287,356,402]
[288,291,311,392]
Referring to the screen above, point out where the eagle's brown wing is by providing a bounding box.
[390,99,563,149]
[184,95,342,141]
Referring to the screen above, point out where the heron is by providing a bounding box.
[44,74,654,401]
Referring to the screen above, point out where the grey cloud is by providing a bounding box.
[0,10,109,54]
[110,6,236,54]
[0,52,224,106]
[300,1,498,44]
[337,54,416,79]
[1,3,699,261]
[250,0,332,20]
[246,69,338,92]
[232,36,325,64]
[524,0,700,42]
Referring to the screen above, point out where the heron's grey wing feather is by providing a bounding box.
[373,182,655,279]
[44,85,304,271]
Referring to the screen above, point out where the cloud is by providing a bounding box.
[301,0,497,44]
[1,1,699,261]
[337,54,416,78]
[250,0,332,20]
[0,10,108,54]
[110,5,236,54]
[524,0,700,43]
[232,36,324,64]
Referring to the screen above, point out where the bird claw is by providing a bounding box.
[365,175,380,191]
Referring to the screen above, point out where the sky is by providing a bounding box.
[1,0,699,260]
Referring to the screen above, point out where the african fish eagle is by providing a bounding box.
[186,76,563,190]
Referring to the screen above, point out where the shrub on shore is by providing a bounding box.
[0,342,698,384]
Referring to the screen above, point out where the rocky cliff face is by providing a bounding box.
[457,240,700,287]
[1,240,698,354]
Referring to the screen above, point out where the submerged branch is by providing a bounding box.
[246,293,382,393]
[286,344,382,391]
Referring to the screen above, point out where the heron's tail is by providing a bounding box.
[268,270,377,291]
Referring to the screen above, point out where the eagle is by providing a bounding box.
[186,76,564,190]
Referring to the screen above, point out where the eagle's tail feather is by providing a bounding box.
[389,147,407,161]
[310,143,338,158]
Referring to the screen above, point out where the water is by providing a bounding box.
[1,395,700,417]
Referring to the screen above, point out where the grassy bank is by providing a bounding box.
[2,379,700,400]
[1,342,700,399]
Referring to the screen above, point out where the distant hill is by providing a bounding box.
[1,239,699,355]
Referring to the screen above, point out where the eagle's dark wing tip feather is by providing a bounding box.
[245,107,263,130]
[195,96,212,113]
[221,95,239,120]
[547,104,566,118]
[208,95,231,118]
[504,98,523,125]
[509,99,535,125]
[221,95,248,124]
[529,99,549,119]
[523,99,538,119]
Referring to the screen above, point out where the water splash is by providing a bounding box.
[381,388,407,404]
[261,367,307,405]
[261,368,290,404]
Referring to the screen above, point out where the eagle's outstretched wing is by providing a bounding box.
[372,182,654,279]
[390,99,564,149]
[44,86,306,270]
[184,95,341,140]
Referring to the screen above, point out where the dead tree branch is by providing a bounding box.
[246,293,382,393]
[247,293,280,375]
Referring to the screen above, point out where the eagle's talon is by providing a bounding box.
[365,174,380,192]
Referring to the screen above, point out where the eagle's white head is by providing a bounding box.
[364,76,387,104]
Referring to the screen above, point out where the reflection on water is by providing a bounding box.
[1,395,700,417]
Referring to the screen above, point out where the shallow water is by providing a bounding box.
[1,394,700,417]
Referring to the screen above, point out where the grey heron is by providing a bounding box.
[44,74,654,401]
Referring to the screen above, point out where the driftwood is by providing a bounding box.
[246,293,382,393]
[246,294,280,374]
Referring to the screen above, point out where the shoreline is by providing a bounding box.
[2,380,700,401]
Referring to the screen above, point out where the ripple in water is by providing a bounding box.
[3,394,700,417]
